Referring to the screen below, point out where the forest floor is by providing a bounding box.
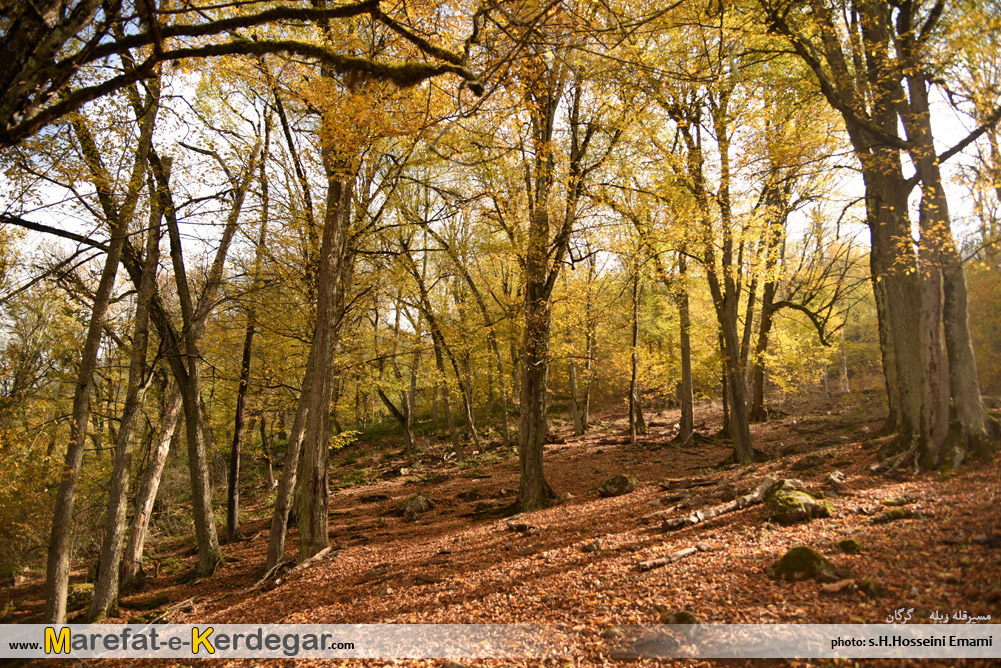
[4,389,1000,667]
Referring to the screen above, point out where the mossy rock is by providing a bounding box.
[837,538,863,555]
[791,453,825,471]
[765,490,832,526]
[660,610,699,624]
[871,507,913,524]
[66,583,93,612]
[859,578,883,598]
[402,494,434,522]
[599,474,638,498]
[882,496,913,507]
[766,546,837,581]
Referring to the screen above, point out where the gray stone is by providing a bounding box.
[599,474,638,498]
[791,453,825,471]
[403,494,433,522]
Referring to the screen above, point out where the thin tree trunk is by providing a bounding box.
[260,416,275,489]
[568,354,584,437]
[227,318,254,543]
[629,268,645,443]
[88,175,163,621]
[228,132,271,543]
[839,327,850,394]
[675,252,694,443]
[120,384,181,592]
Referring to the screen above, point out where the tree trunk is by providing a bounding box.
[839,327,850,394]
[228,131,270,543]
[260,416,275,489]
[265,367,311,570]
[568,355,585,437]
[88,177,163,621]
[750,299,775,423]
[629,268,644,444]
[297,166,354,562]
[675,252,694,443]
[44,99,157,623]
[227,317,254,543]
[902,71,995,463]
[120,384,181,592]
[44,208,127,623]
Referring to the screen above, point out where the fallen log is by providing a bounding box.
[638,546,698,571]
[661,477,788,532]
[288,546,332,575]
[659,477,717,491]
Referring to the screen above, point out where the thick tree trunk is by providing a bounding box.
[517,287,556,511]
[297,169,354,562]
[902,72,995,463]
[862,162,948,463]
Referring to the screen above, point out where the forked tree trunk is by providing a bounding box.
[297,169,354,562]
[45,97,157,624]
[155,136,261,576]
[902,71,996,463]
[89,180,163,621]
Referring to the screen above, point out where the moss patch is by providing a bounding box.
[765,490,832,526]
[767,546,837,581]
[871,507,914,524]
[837,538,863,555]
[120,594,170,611]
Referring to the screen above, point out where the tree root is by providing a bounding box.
[871,438,918,474]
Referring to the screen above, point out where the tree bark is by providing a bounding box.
[120,384,182,592]
[229,135,271,543]
[44,90,157,624]
[675,252,694,443]
[297,165,354,562]
[88,172,163,621]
